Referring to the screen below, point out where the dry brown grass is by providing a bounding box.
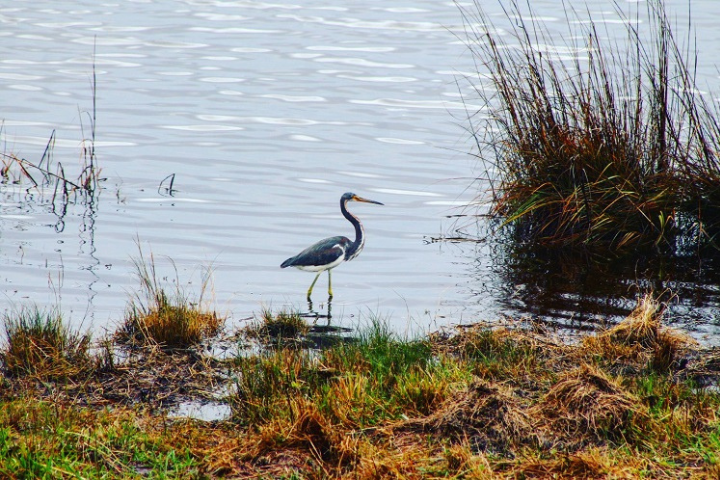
[412,379,538,455]
[519,448,635,479]
[255,399,358,471]
[123,300,223,350]
[536,363,648,447]
[581,294,696,371]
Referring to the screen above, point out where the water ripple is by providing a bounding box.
[337,75,417,83]
[375,137,424,145]
[190,27,283,34]
[259,94,326,102]
[198,77,246,83]
[162,125,245,132]
[350,98,481,110]
[278,14,447,32]
[314,57,414,69]
[306,46,396,53]
[0,73,43,81]
[373,188,443,197]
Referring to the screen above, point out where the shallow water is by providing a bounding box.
[2,1,720,341]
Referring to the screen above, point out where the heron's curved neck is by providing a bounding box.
[341,198,364,260]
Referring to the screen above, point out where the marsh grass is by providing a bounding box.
[225,306,720,476]
[461,0,720,252]
[233,317,461,429]
[539,362,648,444]
[1,306,91,379]
[2,303,720,477]
[118,243,223,351]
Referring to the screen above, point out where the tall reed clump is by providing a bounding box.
[119,244,223,351]
[0,306,91,378]
[461,0,720,253]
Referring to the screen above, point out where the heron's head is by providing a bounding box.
[343,192,384,206]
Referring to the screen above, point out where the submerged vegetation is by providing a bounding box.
[2,293,720,477]
[462,0,720,253]
[0,54,102,235]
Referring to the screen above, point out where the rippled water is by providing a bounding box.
[2,1,720,339]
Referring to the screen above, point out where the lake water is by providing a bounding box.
[2,1,720,341]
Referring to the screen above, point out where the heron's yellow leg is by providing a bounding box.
[328,270,333,299]
[307,272,321,300]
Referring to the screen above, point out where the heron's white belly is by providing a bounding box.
[295,254,345,272]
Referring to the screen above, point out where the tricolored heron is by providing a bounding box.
[281,192,383,300]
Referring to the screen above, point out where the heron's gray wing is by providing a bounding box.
[281,236,350,268]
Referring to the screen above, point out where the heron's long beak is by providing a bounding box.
[352,195,384,206]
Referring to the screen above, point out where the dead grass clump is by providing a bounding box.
[537,363,647,447]
[433,322,565,361]
[582,295,696,371]
[1,306,91,379]
[603,295,662,348]
[243,400,358,476]
[417,378,537,455]
[287,401,356,468]
[519,448,621,479]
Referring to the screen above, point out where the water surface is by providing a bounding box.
[2,1,720,341]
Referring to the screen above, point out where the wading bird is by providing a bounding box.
[281,192,383,301]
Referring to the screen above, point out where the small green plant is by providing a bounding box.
[0,306,91,378]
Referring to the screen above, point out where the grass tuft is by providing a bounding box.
[245,309,309,342]
[1,306,91,379]
[118,243,223,351]
[233,316,460,430]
